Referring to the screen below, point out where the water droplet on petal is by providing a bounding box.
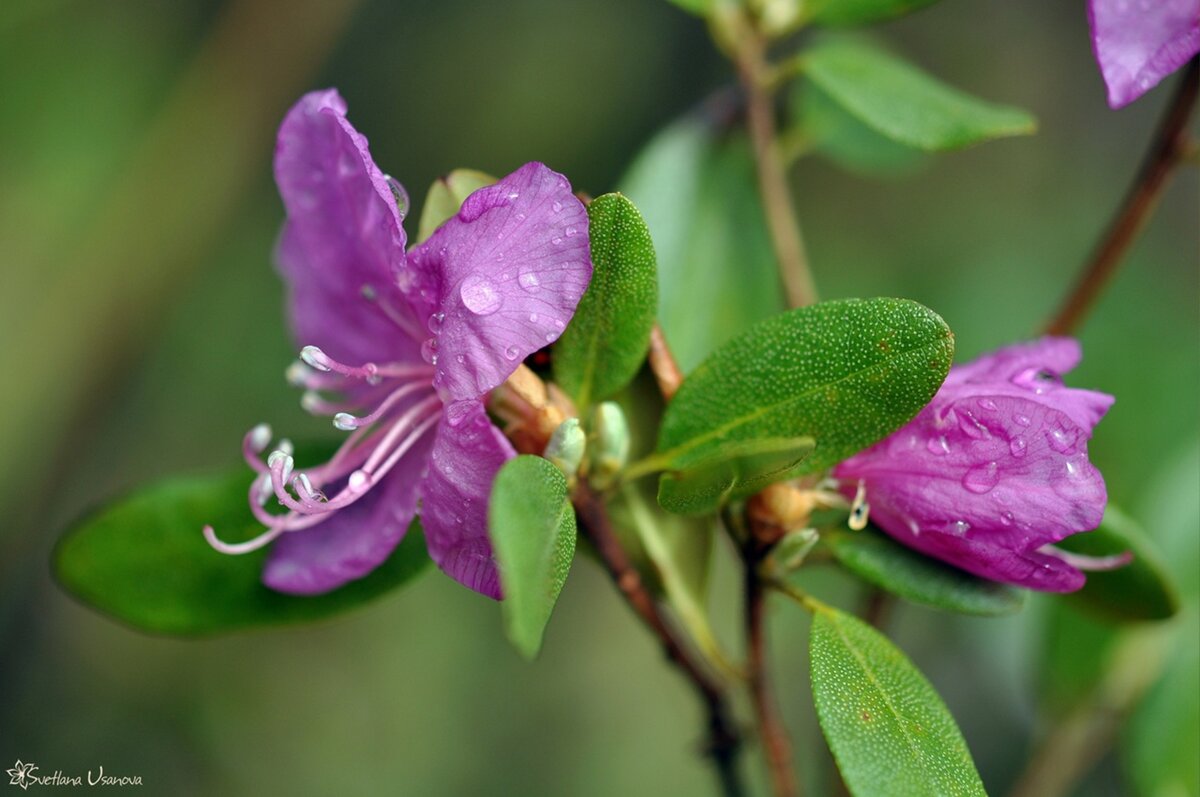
[565,226,578,237]
[1013,413,1031,427]
[455,354,464,364]
[529,313,539,323]
[977,398,998,411]
[552,237,563,245]
[945,520,972,536]
[459,272,503,315]
[384,175,410,219]
[515,212,526,221]
[552,201,563,213]
[427,312,445,333]
[504,345,520,361]
[518,266,541,292]
[445,400,474,427]
[545,332,556,342]
[420,338,438,364]
[1045,423,1079,453]
[956,410,991,440]
[962,461,999,494]
[1013,367,1060,394]
[1009,437,1027,458]
[999,511,1014,526]
[927,435,951,456]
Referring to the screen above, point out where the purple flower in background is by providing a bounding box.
[204,90,592,599]
[834,338,1120,592]
[1088,0,1200,108]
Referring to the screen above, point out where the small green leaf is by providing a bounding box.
[807,0,942,26]
[657,436,815,515]
[796,82,927,176]
[416,169,496,243]
[825,527,1024,616]
[664,0,713,16]
[619,117,785,371]
[53,457,430,635]
[810,606,987,796]
[1058,505,1180,622]
[554,193,658,411]
[653,299,953,496]
[490,455,577,659]
[802,37,1036,151]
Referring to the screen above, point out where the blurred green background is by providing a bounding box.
[1,0,1195,794]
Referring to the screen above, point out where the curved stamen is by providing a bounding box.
[298,346,433,383]
[204,523,284,555]
[241,424,272,473]
[330,380,429,431]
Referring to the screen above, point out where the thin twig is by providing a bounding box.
[1044,57,1199,336]
[648,324,685,401]
[573,484,745,797]
[745,562,801,797]
[732,17,818,309]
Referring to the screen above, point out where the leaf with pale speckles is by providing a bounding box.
[657,436,816,515]
[554,193,658,412]
[810,606,986,796]
[490,455,577,660]
[651,298,953,508]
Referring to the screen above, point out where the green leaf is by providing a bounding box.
[554,193,658,411]
[1058,505,1180,622]
[652,298,953,494]
[825,527,1024,617]
[802,37,1036,151]
[619,117,785,371]
[807,0,942,26]
[664,0,713,15]
[415,168,496,243]
[796,81,927,176]
[1126,607,1200,797]
[810,606,987,796]
[490,455,578,660]
[657,436,815,515]
[53,456,430,636]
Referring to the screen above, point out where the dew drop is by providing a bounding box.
[459,272,503,315]
[384,175,410,219]
[553,318,565,329]
[518,266,541,292]
[529,313,539,323]
[515,212,526,221]
[1013,413,1031,427]
[565,226,578,237]
[1009,436,1027,458]
[1045,424,1079,453]
[957,410,991,440]
[552,237,563,245]
[455,354,465,364]
[420,338,438,364]
[1012,367,1060,394]
[504,345,520,361]
[962,461,999,494]
[926,435,951,456]
[977,398,998,411]
[945,520,971,536]
[999,511,1014,527]
[445,400,474,427]
[545,332,556,342]
[427,312,445,333]
[552,201,563,213]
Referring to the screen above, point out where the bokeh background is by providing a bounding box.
[1,0,1195,794]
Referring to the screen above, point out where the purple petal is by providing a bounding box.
[262,430,434,594]
[942,337,1114,430]
[1089,0,1200,108]
[403,162,592,401]
[274,89,422,366]
[418,401,515,599]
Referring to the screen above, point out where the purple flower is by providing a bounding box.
[833,337,1119,592]
[204,90,592,599]
[1088,0,1200,108]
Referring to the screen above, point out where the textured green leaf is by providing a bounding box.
[807,0,942,26]
[803,38,1036,151]
[490,455,577,660]
[619,116,785,371]
[415,168,496,243]
[53,455,430,636]
[796,81,926,176]
[811,607,986,796]
[657,436,815,515]
[1058,505,1180,622]
[826,527,1024,616]
[653,299,953,492]
[554,193,658,411]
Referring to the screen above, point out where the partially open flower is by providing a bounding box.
[1088,0,1200,108]
[833,337,1118,592]
[204,90,592,599]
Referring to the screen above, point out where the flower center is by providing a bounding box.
[204,346,439,555]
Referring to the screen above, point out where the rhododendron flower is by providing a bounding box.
[1088,0,1200,108]
[204,90,592,598]
[834,337,1118,592]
